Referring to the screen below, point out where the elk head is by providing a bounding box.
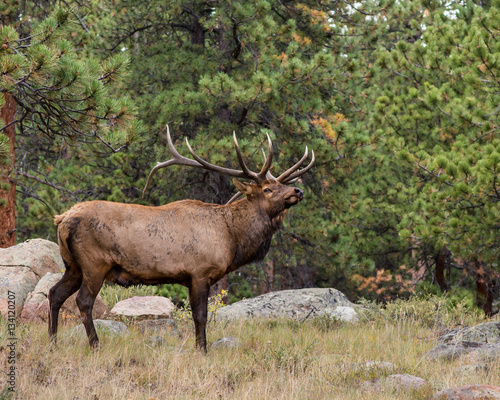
[232,179,304,218]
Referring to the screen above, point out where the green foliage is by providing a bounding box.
[7,0,499,307]
[154,284,188,303]
[1,5,138,149]
[99,284,157,309]
[377,292,483,329]
[0,134,9,166]
[326,0,500,304]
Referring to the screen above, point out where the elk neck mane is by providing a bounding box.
[226,198,287,270]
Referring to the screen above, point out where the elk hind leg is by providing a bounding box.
[189,280,210,352]
[76,275,106,350]
[48,262,83,343]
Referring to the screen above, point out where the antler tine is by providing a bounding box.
[231,132,263,183]
[225,191,243,205]
[142,125,204,198]
[184,137,250,180]
[161,125,202,168]
[226,132,273,204]
[261,148,276,180]
[281,149,315,183]
[257,133,273,180]
[276,147,313,183]
[261,146,301,184]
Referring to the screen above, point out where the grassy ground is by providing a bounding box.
[1,294,498,400]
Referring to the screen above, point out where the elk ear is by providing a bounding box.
[232,179,253,195]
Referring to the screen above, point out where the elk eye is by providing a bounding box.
[264,188,272,193]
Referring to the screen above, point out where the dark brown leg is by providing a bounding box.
[48,264,83,343]
[189,280,210,352]
[76,278,105,350]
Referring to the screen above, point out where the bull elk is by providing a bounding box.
[49,126,314,351]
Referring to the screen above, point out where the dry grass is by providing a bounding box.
[1,296,498,400]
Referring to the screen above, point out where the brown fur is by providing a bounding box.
[48,180,304,351]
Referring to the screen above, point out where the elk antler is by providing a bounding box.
[142,125,273,197]
[142,125,314,203]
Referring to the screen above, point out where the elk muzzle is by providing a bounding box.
[285,187,304,206]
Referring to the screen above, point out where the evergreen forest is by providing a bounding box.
[1,0,499,313]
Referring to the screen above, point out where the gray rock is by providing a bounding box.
[426,341,500,362]
[0,239,63,317]
[320,306,359,323]
[21,272,109,323]
[211,337,241,349]
[364,361,397,371]
[216,288,354,321]
[385,374,429,390]
[432,385,500,399]
[69,319,129,338]
[111,296,175,321]
[362,374,430,392]
[440,321,500,344]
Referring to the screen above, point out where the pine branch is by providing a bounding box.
[16,170,81,200]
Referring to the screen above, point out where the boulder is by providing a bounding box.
[454,364,488,374]
[439,321,500,344]
[216,288,354,321]
[362,374,430,392]
[111,296,175,321]
[20,272,109,323]
[385,374,429,390]
[320,306,359,323]
[432,385,500,400]
[0,239,63,317]
[426,341,500,362]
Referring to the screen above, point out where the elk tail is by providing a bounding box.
[54,211,77,270]
[54,211,68,226]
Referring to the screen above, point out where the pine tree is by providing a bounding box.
[0,3,138,246]
[332,0,499,311]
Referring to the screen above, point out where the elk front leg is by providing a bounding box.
[189,280,210,352]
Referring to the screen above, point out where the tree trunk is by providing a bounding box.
[473,260,494,317]
[435,248,449,292]
[261,259,275,294]
[0,93,16,247]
